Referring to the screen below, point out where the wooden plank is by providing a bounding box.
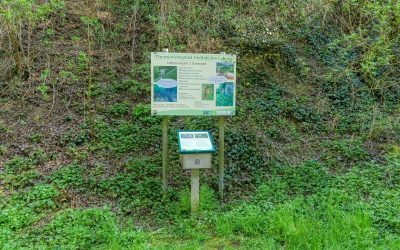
[218,116,225,199]
[191,169,200,213]
[162,116,169,192]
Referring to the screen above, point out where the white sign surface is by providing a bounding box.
[151,52,236,116]
[178,131,214,153]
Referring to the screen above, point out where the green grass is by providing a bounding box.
[1,155,399,248]
[2,207,150,249]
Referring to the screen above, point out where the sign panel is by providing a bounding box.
[151,52,236,116]
[178,131,216,154]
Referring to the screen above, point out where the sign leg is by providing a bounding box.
[162,116,169,193]
[191,169,200,213]
[218,117,225,199]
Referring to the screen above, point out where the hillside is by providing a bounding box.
[1,1,400,249]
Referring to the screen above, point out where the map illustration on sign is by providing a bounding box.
[151,52,236,116]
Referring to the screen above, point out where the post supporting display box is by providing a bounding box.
[177,131,216,212]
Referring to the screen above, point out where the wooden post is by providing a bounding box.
[162,48,169,193]
[218,116,225,199]
[191,169,200,213]
[162,116,169,193]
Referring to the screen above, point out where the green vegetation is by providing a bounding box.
[1,0,399,249]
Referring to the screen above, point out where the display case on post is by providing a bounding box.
[177,131,216,213]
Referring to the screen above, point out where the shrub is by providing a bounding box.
[0,184,59,234]
[279,161,330,196]
[7,208,150,249]
[48,164,85,189]
[369,190,400,234]
[321,139,369,169]
[4,156,34,174]
[333,163,387,199]
[0,145,6,155]
[107,101,131,117]
[1,156,38,189]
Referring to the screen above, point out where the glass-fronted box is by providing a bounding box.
[177,131,216,170]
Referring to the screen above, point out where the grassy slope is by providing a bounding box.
[1,0,400,249]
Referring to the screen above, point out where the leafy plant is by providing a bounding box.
[0,145,6,155]
[29,132,42,143]
[4,156,34,174]
[0,122,8,133]
[1,156,37,189]
[0,184,59,237]
[131,103,150,118]
[48,164,84,189]
[4,208,149,249]
[107,101,130,117]
[37,83,50,100]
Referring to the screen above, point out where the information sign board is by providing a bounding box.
[151,52,236,116]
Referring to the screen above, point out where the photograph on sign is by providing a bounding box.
[153,66,178,102]
[151,52,236,116]
[178,131,215,153]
